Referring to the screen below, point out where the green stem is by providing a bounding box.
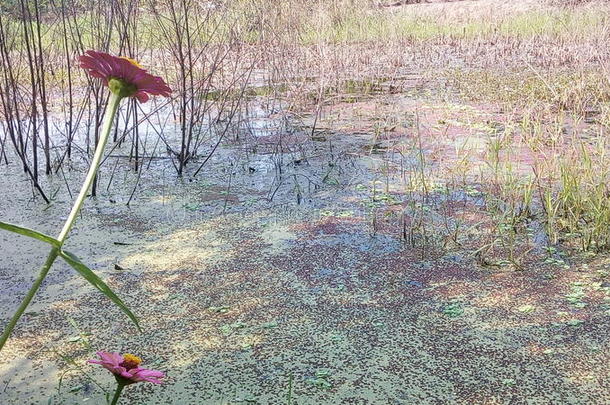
[0,92,123,352]
[110,382,125,405]
[57,92,122,243]
[0,248,59,350]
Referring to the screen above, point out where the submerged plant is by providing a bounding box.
[89,351,165,404]
[0,51,171,351]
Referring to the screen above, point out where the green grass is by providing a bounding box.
[4,1,608,51]
[299,6,609,44]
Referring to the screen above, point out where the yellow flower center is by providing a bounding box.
[121,353,142,370]
[120,56,143,69]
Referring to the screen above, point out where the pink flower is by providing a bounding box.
[79,50,171,103]
[88,351,165,384]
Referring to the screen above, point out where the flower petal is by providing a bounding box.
[79,50,171,102]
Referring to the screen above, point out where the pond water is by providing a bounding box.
[1,90,609,404]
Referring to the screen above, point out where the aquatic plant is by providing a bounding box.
[89,351,165,404]
[0,51,171,351]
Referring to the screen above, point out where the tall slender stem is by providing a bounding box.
[58,92,122,243]
[110,382,125,405]
[0,248,58,349]
[0,92,123,352]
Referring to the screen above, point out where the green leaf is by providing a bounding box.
[59,250,141,331]
[442,302,464,318]
[0,221,60,247]
[517,304,535,313]
[502,378,516,386]
[566,319,584,327]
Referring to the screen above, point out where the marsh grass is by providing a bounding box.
[2,0,610,255]
[298,3,609,44]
